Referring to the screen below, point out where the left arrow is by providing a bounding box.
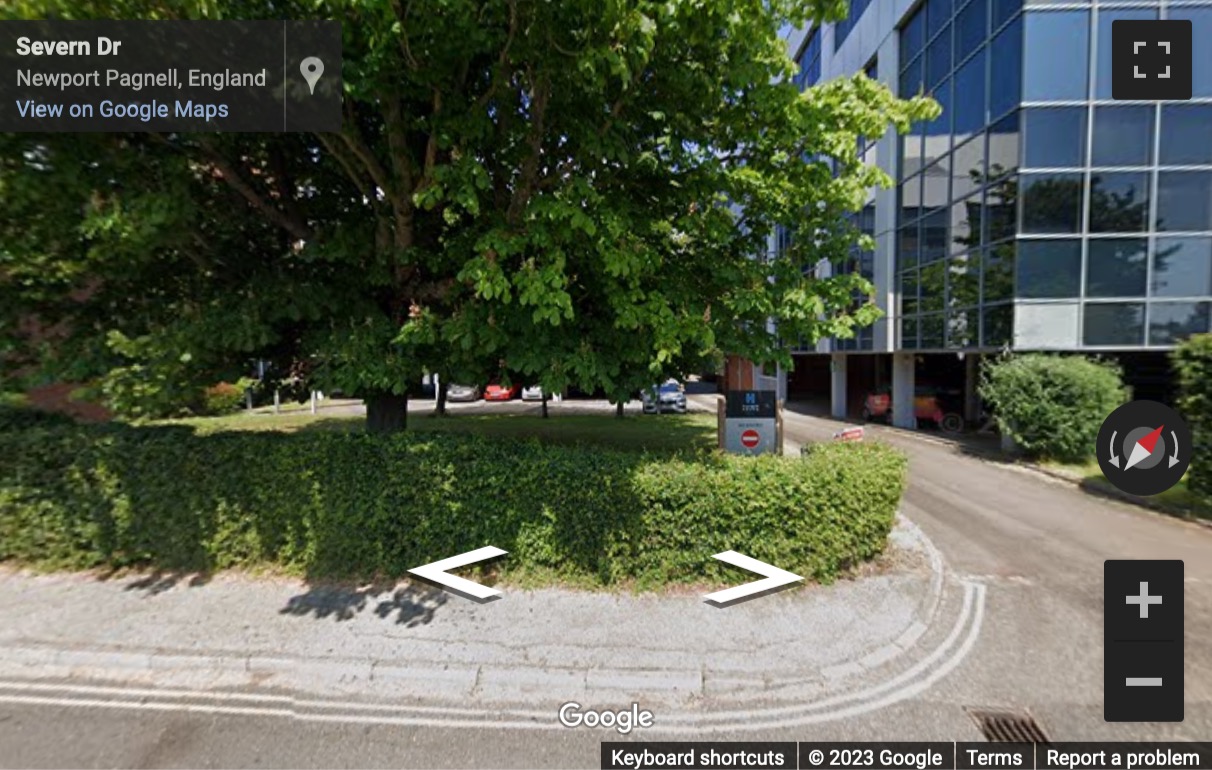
[703,550,802,606]
[408,546,507,601]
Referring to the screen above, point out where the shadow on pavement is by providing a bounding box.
[279,581,448,624]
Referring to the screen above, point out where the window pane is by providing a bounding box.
[1170,10,1212,97]
[947,307,978,348]
[1087,238,1147,297]
[1020,172,1083,233]
[951,193,982,253]
[1152,237,1212,298]
[921,313,945,348]
[927,25,953,88]
[949,251,981,307]
[1017,239,1081,297]
[1084,303,1144,346]
[899,222,922,269]
[927,78,953,140]
[1157,172,1212,232]
[1023,12,1089,101]
[987,111,1020,181]
[902,269,920,314]
[983,241,1015,301]
[957,0,988,62]
[928,0,954,41]
[952,132,986,199]
[1023,108,1086,168]
[986,176,1017,243]
[900,55,923,98]
[1091,106,1153,167]
[901,127,925,178]
[922,208,949,263]
[954,50,987,135]
[1149,303,1211,346]
[983,303,1013,346]
[1159,106,1212,167]
[1089,173,1149,233]
[901,317,920,349]
[993,0,1021,32]
[989,16,1022,119]
[1094,9,1157,100]
[901,9,926,70]
[924,161,950,212]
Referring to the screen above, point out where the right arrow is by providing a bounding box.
[408,546,507,601]
[703,550,802,606]
[1169,429,1181,469]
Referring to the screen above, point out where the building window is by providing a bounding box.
[1091,106,1153,168]
[834,0,874,51]
[956,0,988,64]
[1170,9,1212,97]
[1017,239,1081,298]
[1020,172,1083,234]
[1088,173,1149,234]
[1087,238,1147,298]
[989,16,1022,119]
[1156,172,1212,233]
[1084,303,1145,346]
[1160,106,1212,167]
[1152,238,1212,298]
[1022,11,1089,101]
[1022,108,1085,169]
[794,29,822,90]
[1149,303,1211,346]
[1094,9,1157,100]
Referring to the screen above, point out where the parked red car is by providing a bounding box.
[483,383,521,401]
[861,386,964,433]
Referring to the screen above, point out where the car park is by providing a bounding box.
[861,385,964,433]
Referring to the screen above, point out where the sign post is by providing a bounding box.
[722,390,779,455]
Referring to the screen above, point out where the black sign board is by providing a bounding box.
[725,390,777,419]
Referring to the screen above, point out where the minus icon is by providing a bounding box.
[1126,677,1164,686]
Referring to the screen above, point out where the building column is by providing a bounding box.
[830,353,848,418]
[963,353,981,424]
[892,352,916,429]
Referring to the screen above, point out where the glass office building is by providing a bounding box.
[780,0,1212,424]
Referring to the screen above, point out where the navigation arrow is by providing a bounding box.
[408,546,507,601]
[703,550,802,607]
[1109,430,1121,469]
[1169,429,1180,469]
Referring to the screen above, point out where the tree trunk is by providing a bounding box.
[616,400,624,419]
[541,393,549,419]
[366,392,408,433]
[436,379,449,417]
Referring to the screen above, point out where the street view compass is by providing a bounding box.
[1096,400,1191,497]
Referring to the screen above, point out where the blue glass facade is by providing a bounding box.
[893,0,1212,351]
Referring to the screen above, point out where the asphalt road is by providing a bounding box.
[1,409,1209,768]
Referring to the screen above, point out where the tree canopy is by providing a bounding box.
[0,0,936,429]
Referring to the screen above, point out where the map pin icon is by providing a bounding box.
[300,57,324,95]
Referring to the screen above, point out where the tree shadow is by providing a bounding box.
[279,580,448,624]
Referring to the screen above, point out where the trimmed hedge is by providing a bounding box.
[1174,334,1212,502]
[0,424,906,587]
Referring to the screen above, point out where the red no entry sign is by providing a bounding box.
[741,429,760,448]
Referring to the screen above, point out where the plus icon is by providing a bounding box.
[1112,20,1192,100]
[1126,581,1163,618]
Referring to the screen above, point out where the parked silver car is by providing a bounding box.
[521,385,544,401]
[641,380,687,414]
[447,384,482,402]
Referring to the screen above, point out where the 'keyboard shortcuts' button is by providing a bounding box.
[1104,560,1184,722]
[1112,20,1193,100]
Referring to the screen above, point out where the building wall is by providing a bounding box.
[787,0,1212,357]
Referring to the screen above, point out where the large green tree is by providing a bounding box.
[0,0,935,431]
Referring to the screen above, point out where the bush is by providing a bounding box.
[0,424,905,587]
[1173,334,1212,501]
[200,381,248,416]
[980,353,1127,461]
[0,404,78,432]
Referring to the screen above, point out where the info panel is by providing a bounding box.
[0,20,340,132]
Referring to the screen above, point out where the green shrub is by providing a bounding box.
[0,424,905,587]
[0,404,78,432]
[1173,334,1212,501]
[200,381,249,416]
[980,353,1127,461]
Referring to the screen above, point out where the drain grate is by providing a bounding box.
[966,707,1051,743]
